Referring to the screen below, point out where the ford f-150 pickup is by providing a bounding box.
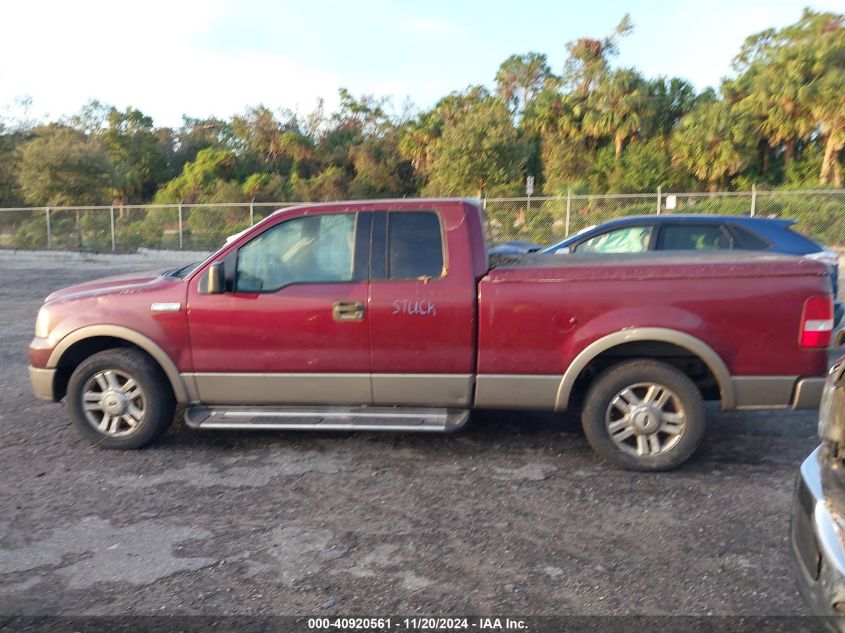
[27,199,836,470]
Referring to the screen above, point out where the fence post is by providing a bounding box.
[565,189,571,237]
[178,201,184,250]
[750,183,756,217]
[250,198,255,226]
[656,186,662,215]
[109,205,116,252]
[45,207,52,249]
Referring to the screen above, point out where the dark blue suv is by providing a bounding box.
[541,214,842,327]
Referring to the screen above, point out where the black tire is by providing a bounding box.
[581,359,705,471]
[66,348,175,449]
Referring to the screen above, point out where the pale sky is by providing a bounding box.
[1,0,842,128]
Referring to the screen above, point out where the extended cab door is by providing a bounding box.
[367,209,476,407]
[186,211,372,405]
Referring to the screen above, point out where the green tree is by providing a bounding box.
[231,105,305,171]
[563,14,633,97]
[349,133,415,198]
[671,99,755,191]
[802,16,845,187]
[541,130,594,193]
[18,125,111,205]
[727,9,845,184]
[646,77,698,138]
[0,125,27,206]
[422,94,525,197]
[242,172,288,201]
[171,116,233,170]
[495,53,553,118]
[291,166,349,201]
[153,148,238,203]
[104,106,171,202]
[399,86,490,187]
[583,69,651,160]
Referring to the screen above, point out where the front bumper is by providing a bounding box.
[791,446,845,629]
[29,366,56,401]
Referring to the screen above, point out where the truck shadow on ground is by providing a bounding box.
[157,403,820,473]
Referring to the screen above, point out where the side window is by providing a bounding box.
[658,224,733,250]
[729,225,770,250]
[387,211,444,279]
[574,225,653,254]
[235,214,356,292]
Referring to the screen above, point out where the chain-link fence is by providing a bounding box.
[0,202,299,252]
[0,189,843,252]
[483,189,845,248]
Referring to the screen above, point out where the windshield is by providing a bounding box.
[166,261,201,279]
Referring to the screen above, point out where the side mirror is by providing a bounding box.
[199,262,225,294]
[555,246,571,255]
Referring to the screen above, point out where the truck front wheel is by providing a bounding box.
[581,359,705,471]
[66,349,175,449]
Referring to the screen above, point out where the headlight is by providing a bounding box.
[819,359,845,445]
[34,307,50,338]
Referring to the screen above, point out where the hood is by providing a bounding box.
[45,268,174,303]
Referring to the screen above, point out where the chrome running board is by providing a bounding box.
[184,405,469,433]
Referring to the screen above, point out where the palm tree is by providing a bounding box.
[803,70,845,187]
[583,69,651,160]
[729,9,845,183]
[671,100,755,191]
[495,53,552,118]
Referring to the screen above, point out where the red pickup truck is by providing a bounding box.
[28,199,835,470]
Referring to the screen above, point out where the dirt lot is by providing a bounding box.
[0,250,842,618]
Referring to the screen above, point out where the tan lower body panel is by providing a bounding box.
[186,372,473,407]
[731,376,799,409]
[791,377,825,410]
[473,374,562,410]
[188,373,371,405]
[371,374,473,407]
[184,372,823,411]
[29,366,56,401]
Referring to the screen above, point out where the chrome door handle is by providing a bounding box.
[332,300,364,321]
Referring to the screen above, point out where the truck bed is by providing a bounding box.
[488,251,829,283]
[476,251,831,406]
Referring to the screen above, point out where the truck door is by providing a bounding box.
[186,211,372,405]
[367,209,476,407]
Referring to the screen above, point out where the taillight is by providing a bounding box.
[800,295,834,348]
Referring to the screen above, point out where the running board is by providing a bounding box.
[184,405,469,433]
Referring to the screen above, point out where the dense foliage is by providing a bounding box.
[1,9,844,252]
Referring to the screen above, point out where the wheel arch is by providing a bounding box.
[555,328,734,412]
[48,325,189,403]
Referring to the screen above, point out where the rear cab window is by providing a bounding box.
[378,211,445,280]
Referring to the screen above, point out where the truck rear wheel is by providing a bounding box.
[581,359,705,471]
[66,349,175,449]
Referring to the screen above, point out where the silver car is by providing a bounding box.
[792,344,845,628]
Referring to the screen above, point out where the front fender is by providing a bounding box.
[47,325,190,403]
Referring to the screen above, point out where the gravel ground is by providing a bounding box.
[0,249,842,618]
